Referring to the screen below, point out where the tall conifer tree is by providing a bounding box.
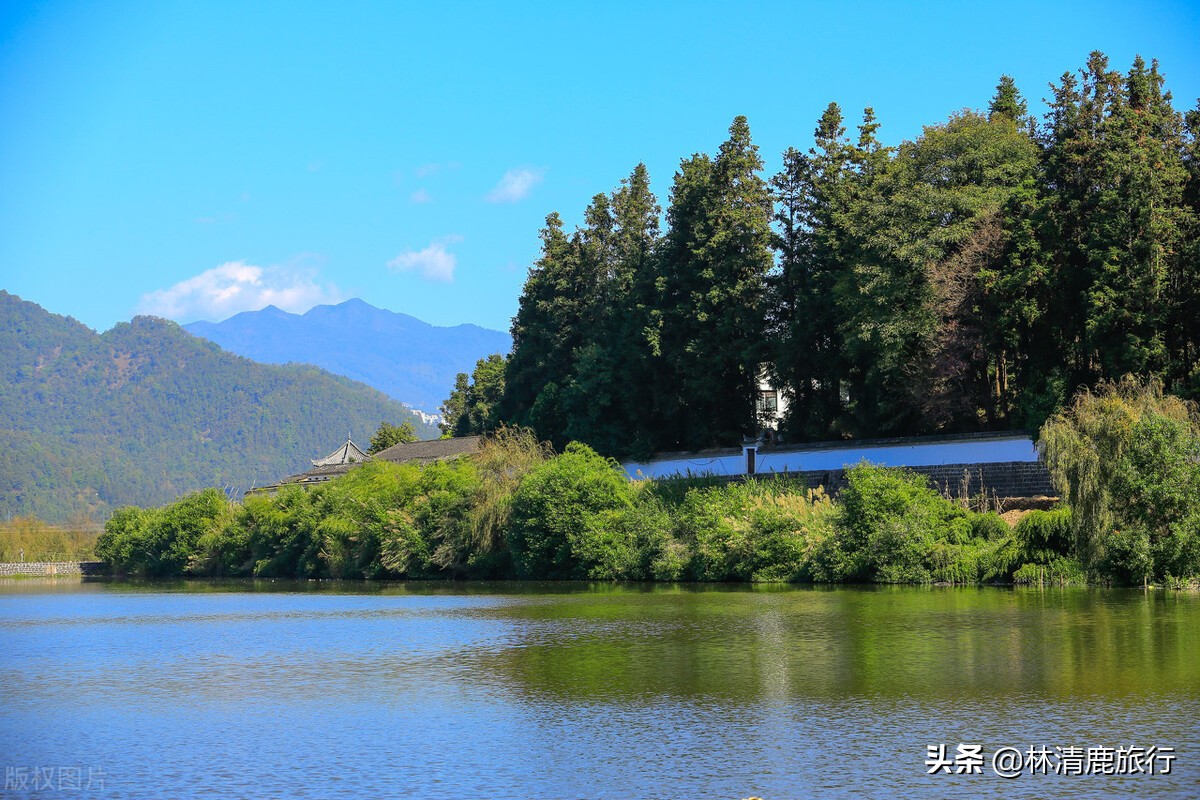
[656,117,774,449]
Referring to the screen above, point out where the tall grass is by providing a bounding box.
[0,516,99,561]
[468,426,552,555]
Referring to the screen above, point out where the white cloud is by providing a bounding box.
[138,261,343,322]
[486,167,544,203]
[409,188,432,204]
[415,161,461,178]
[386,236,462,282]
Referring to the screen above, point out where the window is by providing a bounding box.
[757,389,778,414]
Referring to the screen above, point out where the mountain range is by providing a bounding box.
[0,291,438,524]
[185,299,511,414]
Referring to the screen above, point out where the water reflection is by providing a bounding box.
[1,582,1196,799]
[461,586,1199,702]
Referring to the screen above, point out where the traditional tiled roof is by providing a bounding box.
[311,438,370,466]
[249,435,486,494]
[373,435,483,466]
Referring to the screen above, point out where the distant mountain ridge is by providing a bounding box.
[0,291,437,524]
[184,299,511,413]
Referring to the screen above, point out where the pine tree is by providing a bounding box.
[772,103,856,439]
[1085,56,1188,381]
[655,117,774,449]
[988,74,1034,134]
[502,213,580,442]
[563,165,661,456]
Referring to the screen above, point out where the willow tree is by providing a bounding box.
[1039,376,1200,580]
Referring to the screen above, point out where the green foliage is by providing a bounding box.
[465,426,552,574]
[1040,376,1200,581]
[1013,508,1074,564]
[989,74,1031,126]
[95,488,228,576]
[440,354,507,437]
[368,421,417,454]
[500,163,662,455]
[91,414,1199,587]
[481,51,1198,464]
[507,442,635,579]
[971,512,1010,542]
[822,464,971,583]
[661,480,832,582]
[652,116,776,450]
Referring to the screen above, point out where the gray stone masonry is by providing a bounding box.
[767,460,1055,499]
[0,561,106,577]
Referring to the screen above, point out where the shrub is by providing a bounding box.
[830,464,970,583]
[508,442,635,579]
[235,486,323,578]
[620,490,676,581]
[95,506,154,572]
[971,512,1010,542]
[1013,508,1074,564]
[468,426,552,563]
[96,489,228,576]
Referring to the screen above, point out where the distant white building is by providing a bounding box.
[755,371,788,430]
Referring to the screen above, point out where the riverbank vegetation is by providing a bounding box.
[95,407,1200,586]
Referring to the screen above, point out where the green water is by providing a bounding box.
[1,581,1196,798]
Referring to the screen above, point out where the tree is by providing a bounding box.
[441,354,507,437]
[438,373,470,436]
[368,420,418,454]
[1039,376,1200,581]
[830,107,1038,435]
[502,213,584,445]
[988,74,1033,133]
[563,164,661,456]
[500,166,662,457]
[654,116,774,450]
[772,103,858,439]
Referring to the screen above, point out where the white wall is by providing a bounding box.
[625,453,746,480]
[623,435,1039,480]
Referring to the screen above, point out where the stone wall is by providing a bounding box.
[767,460,1055,499]
[0,561,106,577]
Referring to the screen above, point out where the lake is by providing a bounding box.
[1,581,1196,798]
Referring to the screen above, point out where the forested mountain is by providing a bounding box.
[185,298,510,414]
[0,292,437,524]
[445,52,1200,459]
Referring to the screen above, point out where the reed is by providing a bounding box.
[0,515,98,562]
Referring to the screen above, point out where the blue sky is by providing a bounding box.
[2,0,1198,334]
